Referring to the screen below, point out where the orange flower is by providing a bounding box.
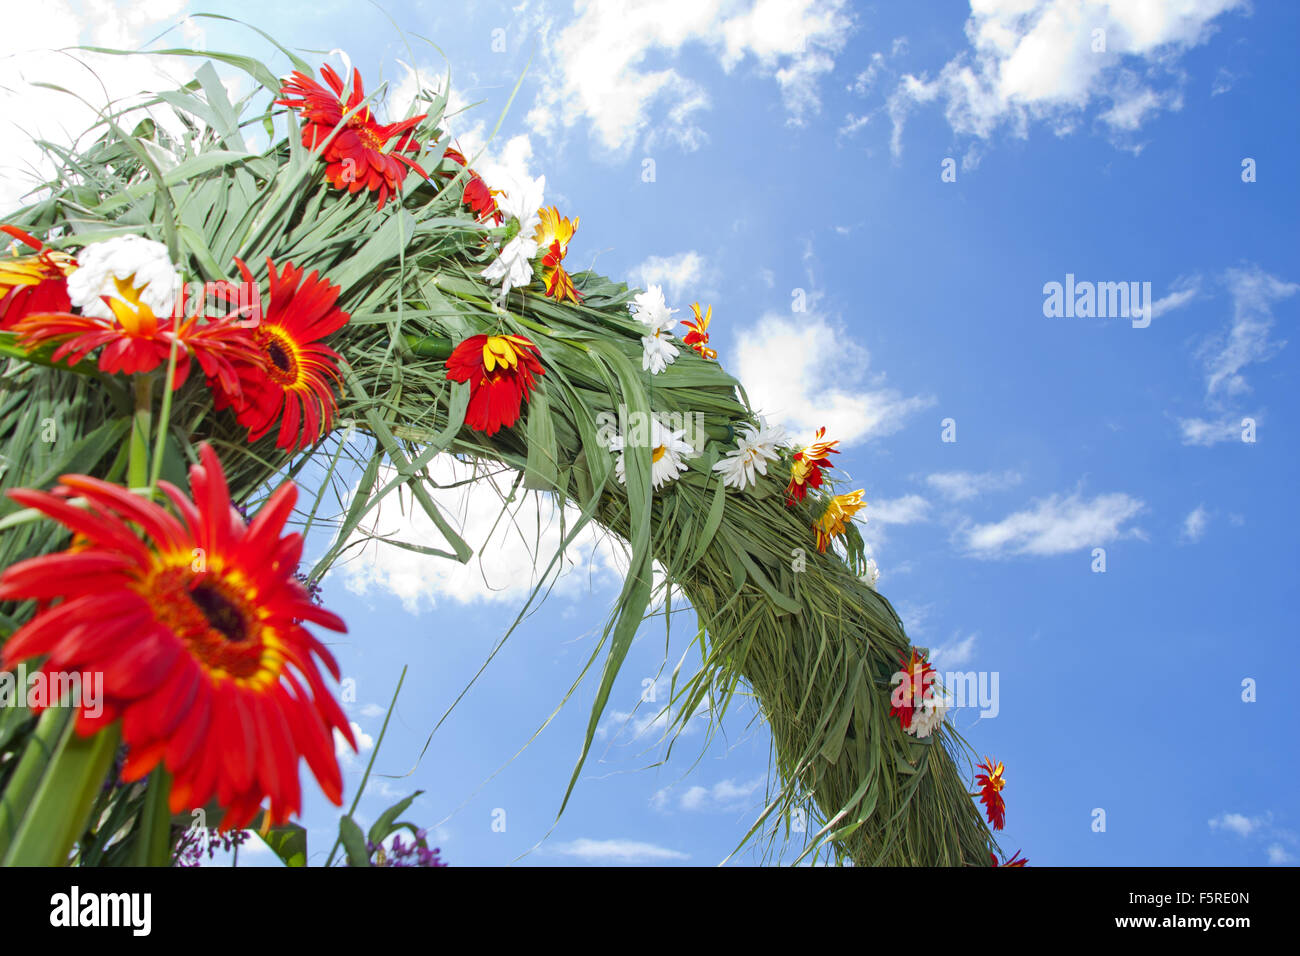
[681,303,716,360]
[444,333,544,435]
[975,757,1007,831]
[813,489,865,553]
[889,648,936,732]
[277,64,429,209]
[0,226,76,330]
[534,207,581,304]
[0,444,354,829]
[785,426,839,504]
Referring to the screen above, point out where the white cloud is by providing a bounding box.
[962,490,1145,557]
[1181,504,1209,543]
[1198,268,1297,401]
[1208,812,1264,837]
[668,775,765,812]
[552,837,689,863]
[1178,266,1297,446]
[358,703,387,719]
[869,494,930,525]
[335,721,375,768]
[1267,844,1294,865]
[888,0,1247,157]
[1148,277,1202,320]
[1178,415,1251,447]
[932,632,978,668]
[339,456,623,614]
[528,0,853,154]
[0,1,208,213]
[631,251,708,301]
[926,470,1023,502]
[734,313,934,446]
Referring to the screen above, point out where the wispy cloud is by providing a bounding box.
[654,775,765,813]
[631,251,708,301]
[961,491,1145,558]
[1178,266,1298,445]
[1181,505,1209,543]
[931,632,978,668]
[926,470,1023,502]
[552,838,689,864]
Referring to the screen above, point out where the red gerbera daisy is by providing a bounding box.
[889,648,937,732]
[975,757,1008,831]
[12,280,261,391]
[785,426,839,505]
[277,64,429,209]
[0,444,355,829]
[444,333,544,436]
[441,147,503,224]
[0,225,76,330]
[990,849,1028,867]
[210,258,350,452]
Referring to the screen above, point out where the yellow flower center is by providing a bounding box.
[652,444,667,463]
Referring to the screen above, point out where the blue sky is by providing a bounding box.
[3,0,1297,866]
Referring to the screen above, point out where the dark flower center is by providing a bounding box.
[266,339,292,372]
[191,581,247,643]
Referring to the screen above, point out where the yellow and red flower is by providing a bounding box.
[681,303,716,360]
[975,757,1008,831]
[211,259,350,452]
[0,444,355,829]
[990,849,1028,867]
[785,426,839,504]
[445,333,544,436]
[0,226,76,330]
[889,648,937,733]
[534,207,581,304]
[12,279,260,390]
[277,64,429,209]
[813,488,865,553]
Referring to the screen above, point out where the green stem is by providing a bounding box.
[324,665,407,868]
[128,374,153,489]
[0,708,73,860]
[128,766,173,867]
[1,721,121,866]
[403,333,451,359]
[147,340,180,494]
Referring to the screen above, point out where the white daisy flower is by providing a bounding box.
[481,173,546,302]
[907,695,948,739]
[712,418,786,490]
[495,173,545,234]
[632,284,679,374]
[609,416,695,491]
[66,234,181,319]
[640,332,679,374]
[482,234,539,302]
[631,284,676,328]
[861,557,880,590]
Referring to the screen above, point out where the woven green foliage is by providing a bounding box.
[0,37,998,865]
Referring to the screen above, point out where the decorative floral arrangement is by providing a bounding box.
[0,37,1024,867]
